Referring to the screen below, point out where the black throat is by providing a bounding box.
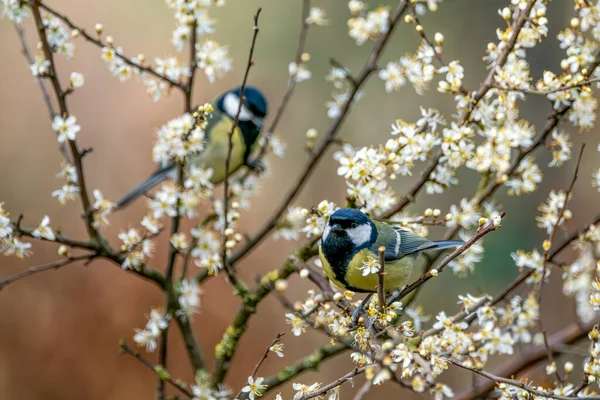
[322,234,360,289]
[237,120,261,162]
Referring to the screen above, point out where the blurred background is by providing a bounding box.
[0,0,599,398]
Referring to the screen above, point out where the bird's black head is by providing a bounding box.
[218,85,268,128]
[322,208,378,255]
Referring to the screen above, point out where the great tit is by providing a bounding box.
[115,85,268,209]
[319,208,464,293]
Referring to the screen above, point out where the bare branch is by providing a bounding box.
[221,7,262,285]
[37,1,186,91]
[0,254,93,290]
[119,341,194,399]
[388,212,506,305]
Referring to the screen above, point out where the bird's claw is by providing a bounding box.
[246,158,266,175]
[348,304,367,330]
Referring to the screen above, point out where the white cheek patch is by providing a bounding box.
[347,224,372,247]
[223,93,254,121]
[322,225,331,242]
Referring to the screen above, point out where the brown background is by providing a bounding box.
[1,0,599,398]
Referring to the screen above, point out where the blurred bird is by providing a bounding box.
[319,208,464,293]
[115,85,268,209]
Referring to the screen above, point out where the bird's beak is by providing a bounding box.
[330,224,343,232]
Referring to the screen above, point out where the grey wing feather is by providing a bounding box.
[370,222,434,261]
[396,228,436,256]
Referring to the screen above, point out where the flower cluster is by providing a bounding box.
[133,308,170,352]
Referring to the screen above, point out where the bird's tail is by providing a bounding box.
[115,166,173,210]
[430,240,465,250]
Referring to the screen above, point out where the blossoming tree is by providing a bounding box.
[2,0,600,399]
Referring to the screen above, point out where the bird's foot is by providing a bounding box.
[246,158,266,175]
[348,293,373,330]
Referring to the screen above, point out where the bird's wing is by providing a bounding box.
[370,221,436,261]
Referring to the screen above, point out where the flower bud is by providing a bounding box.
[542,239,551,252]
[94,23,103,34]
[58,245,69,257]
[275,279,288,292]
[306,128,318,140]
[424,208,433,217]
[571,17,580,29]
[434,32,444,45]
[430,269,438,277]
[564,361,574,374]
[299,268,310,279]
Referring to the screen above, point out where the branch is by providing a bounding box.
[30,0,99,239]
[37,1,186,90]
[453,321,595,400]
[299,367,365,400]
[536,144,585,382]
[229,0,410,265]
[255,342,347,398]
[13,24,56,119]
[242,0,312,175]
[0,254,93,290]
[221,7,262,284]
[388,212,505,305]
[494,78,600,95]
[119,341,194,399]
[377,246,385,313]
[213,244,316,385]
[448,357,600,400]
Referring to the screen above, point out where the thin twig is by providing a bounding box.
[453,321,595,400]
[495,78,600,95]
[257,343,347,398]
[387,212,506,305]
[0,254,93,290]
[352,380,373,400]
[37,1,186,90]
[234,333,284,399]
[221,8,262,284]
[299,367,365,400]
[229,0,410,265]
[448,356,600,400]
[537,144,585,383]
[377,246,386,313]
[242,0,312,176]
[13,24,56,119]
[119,341,194,399]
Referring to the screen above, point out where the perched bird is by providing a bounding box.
[115,85,268,209]
[319,208,464,293]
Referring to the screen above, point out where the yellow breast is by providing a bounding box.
[319,246,415,293]
[197,117,247,184]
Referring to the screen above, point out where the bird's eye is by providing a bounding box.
[350,222,358,229]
